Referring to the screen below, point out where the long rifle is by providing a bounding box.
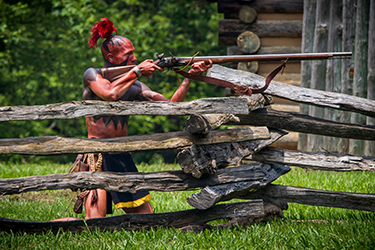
[101,52,352,96]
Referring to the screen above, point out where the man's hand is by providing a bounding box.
[188,60,213,75]
[138,59,164,77]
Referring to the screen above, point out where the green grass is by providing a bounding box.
[0,160,374,249]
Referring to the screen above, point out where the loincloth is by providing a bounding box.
[69,153,151,214]
[102,152,151,214]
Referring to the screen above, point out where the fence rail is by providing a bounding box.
[0,88,373,233]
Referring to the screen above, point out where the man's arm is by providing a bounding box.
[85,60,163,101]
[140,60,213,102]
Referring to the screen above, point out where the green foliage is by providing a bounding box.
[0,0,226,163]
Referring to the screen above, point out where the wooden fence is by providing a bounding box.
[214,0,375,156]
[0,77,374,233]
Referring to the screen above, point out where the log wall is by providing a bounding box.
[216,0,374,156]
[217,0,303,150]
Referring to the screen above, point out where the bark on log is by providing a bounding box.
[0,200,264,234]
[208,65,375,118]
[187,164,291,210]
[0,98,249,122]
[248,147,375,172]
[0,126,270,155]
[240,184,375,212]
[227,46,301,56]
[218,0,303,14]
[239,6,257,24]
[219,19,302,40]
[229,108,375,140]
[184,94,273,134]
[0,164,275,195]
[177,128,287,178]
[237,31,261,54]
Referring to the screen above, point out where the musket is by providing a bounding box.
[101,52,352,96]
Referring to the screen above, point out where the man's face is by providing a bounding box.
[103,37,137,66]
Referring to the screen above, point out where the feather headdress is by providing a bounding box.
[88,17,117,48]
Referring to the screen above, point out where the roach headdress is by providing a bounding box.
[88,17,118,48]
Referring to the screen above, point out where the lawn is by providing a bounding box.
[0,159,374,249]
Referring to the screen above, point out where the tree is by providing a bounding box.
[0,0,225,163]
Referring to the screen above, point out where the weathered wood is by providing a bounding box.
[219,20,302,42]
[365,0,375,156]
[184,114,240,135]
[237,31,261,54]
[299,0,316,151]
[229,108,375,140]
[0,126,270,155]
[217,0,303,15]
[208,65,375,118]
[184,94,273,134]
[307,0,330,151]
[227,46,301,56]
[349,0,370,155]
[177,128,287,178]
[239,6,257,24]
[338,0,356,154]
[0,98,249,122]
[0,164,275,195]
[187,164,291,210]
[0,200,264,234]
[240,184,375,212]
[322,0,343,152]
[237,61,259,73]
[248,147,375,172]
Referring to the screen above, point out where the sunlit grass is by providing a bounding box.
[0,161,374,249]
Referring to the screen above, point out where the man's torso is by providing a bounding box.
[83,68,149,138]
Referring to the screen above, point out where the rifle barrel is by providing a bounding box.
[102,52,352,82]
[178,52,352,65]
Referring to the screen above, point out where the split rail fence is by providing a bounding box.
[0,69,374,233]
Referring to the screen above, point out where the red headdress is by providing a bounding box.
[88,17,118,48]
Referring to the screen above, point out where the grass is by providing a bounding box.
[0,159,374,249]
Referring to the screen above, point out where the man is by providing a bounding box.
[76,18,212,219]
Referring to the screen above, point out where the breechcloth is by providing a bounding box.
[102,152,151,214]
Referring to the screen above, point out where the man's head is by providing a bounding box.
[101,36,136,67]
[88,18,136,67]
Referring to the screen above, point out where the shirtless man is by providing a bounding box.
[73,18,212,219]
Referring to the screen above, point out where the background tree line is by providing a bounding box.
[0,0,226,163]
